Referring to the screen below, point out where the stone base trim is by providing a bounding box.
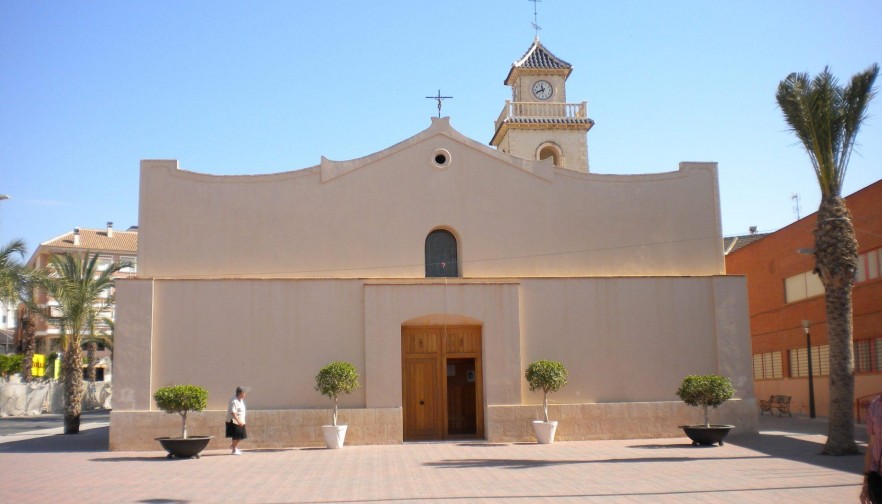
[486,399,757,443]
[111,400,757,450]
[110,408,403,451]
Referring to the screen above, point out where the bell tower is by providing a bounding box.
[490,38,594,172]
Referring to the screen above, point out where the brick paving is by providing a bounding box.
[0,414,868,503]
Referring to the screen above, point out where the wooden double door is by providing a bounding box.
[402,326,484,441]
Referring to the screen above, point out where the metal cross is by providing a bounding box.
[426,90,453,118]
[529,0,542,37]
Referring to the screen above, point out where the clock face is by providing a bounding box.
[532,80,553,100]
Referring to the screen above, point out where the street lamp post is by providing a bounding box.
[801,319,816,418]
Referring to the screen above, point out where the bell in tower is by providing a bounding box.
[490,37,595,172]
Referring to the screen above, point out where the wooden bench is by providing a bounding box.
[759,395,792,417]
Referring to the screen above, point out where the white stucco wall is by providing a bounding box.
[114,275,752,414]
[136,118,724,279]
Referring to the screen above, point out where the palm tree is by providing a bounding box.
[776,63,879,455]
[0,239,28,312]
[41,252,127,434]
[0,239,27,297]
[83,316,114,382]
[17,292,39,382]
[0,239,38,381]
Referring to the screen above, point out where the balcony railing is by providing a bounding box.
[494,100,588,133]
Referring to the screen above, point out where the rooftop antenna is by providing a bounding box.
[791,193,801,220]
[529,0,542,38]
[426,89,453,118]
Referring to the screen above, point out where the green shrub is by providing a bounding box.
[315,361,360,426]
[0,354,24,377]
[525,360,568,422]
[153,384,208,438]
[676,374,735,427]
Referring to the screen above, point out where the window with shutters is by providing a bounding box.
[788,345,829,377]
[752,351,783,380]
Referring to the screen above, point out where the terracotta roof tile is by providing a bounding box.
[39,228,138,254]
[513,38,572,70]
[505,38,574,85]
[723,233,769,254]
[503,117,595,126]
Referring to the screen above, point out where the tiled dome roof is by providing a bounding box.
[513,37,572,70]
[505,38,573,84]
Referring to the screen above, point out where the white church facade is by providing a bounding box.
[110,39,756,450]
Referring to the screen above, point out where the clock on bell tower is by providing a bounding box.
[490,37,594,172]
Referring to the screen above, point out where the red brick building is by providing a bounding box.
[726,179,882,417]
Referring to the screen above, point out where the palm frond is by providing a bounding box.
[0,239,29,304]
[776,64,879,198]
[839,63,880,187]
[42,252,129,351]
[0,239,27,263]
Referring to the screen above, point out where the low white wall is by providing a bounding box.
[0,381,111,416]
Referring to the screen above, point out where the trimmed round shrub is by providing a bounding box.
[315,361,360,426]
[153,384,208,438]
[525,360,568,422]
[676,374,735,427]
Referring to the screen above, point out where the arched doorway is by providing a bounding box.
[401,325,483,441]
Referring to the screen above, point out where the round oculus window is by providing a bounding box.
[431,148,451,169]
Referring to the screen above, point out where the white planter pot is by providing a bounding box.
[322,425,348,449]
[531,420,558,444]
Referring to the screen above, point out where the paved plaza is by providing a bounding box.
[0,412,869,503]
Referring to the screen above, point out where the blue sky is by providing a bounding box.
[1,1,880,257]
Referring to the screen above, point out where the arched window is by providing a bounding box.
[538,143,563,167]
[425,229,458,278]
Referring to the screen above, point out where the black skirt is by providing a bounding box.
[225,421,247,440]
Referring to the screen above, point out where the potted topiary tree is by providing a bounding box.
[525,359,568,444]
[676,374,736,446]
[315,361,360,449]
[153,384,213,459]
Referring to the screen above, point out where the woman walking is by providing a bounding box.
[225,386,248,455]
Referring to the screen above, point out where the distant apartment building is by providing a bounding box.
[1,300,15,354]
[726,180,882,417]
[20,223,138,358]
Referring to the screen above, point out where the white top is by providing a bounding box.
[226,396,246,425]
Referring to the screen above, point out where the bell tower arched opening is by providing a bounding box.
[538,143,564,168]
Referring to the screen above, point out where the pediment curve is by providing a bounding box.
[320,117,554,183]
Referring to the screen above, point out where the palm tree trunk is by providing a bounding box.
[20,310,36,383]
[62,342,84,434]
[86,342,97,382]
[814,196,859,455]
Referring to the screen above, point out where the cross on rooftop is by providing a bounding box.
[426,90,453,118]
